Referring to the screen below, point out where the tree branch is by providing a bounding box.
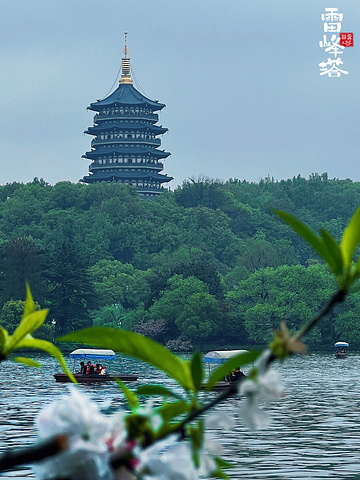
[0,434,68,472]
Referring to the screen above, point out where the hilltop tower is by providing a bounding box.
[81,33,172,198]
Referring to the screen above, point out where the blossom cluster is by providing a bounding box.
[33,387,233,480]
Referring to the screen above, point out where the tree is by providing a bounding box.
[149,275,222,343]
[334,292,360,345]
[0,237,45,305]
[46,241,97,336]
[0,300,27,333]
[92,303,142,331]
[149,275,209,339]
[133,318,167,341]
[89,259,151,309]
[0,299,55,341]
[226,264,337,344]
[176,292,221,342]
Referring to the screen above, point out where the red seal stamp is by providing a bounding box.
[339,33,354,47]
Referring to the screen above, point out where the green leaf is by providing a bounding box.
[58,327,194,390]
[275,211,324,254]
[214,457,234,469]
[115,378,139,410]
[0,325,10,353]
[136,385,184,400]
[7,309,48,355]
[190,352,204,392]
[211,460,232,479]
[206,350,260,391]
[211,470,230,479]
[320,228,343,276]
[187,419,204,451]
[23,283,36,318]
[158,400,190,422]
[16,335,77,383]
[341,205,360,267]
[13,356,42,368]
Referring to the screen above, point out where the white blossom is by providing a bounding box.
[203,412,234,458]
[239,349,285,430]
[139,436,199,480]
[205,412,235,431]
[33,386,118,480]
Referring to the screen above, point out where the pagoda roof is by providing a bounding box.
[86,122,168,135]
[88,84,165,112]
[83,146,170,160]
[82,171,173,183]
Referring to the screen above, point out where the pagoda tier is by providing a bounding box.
[80,35,172,198]
[83,146,170,160]
[86,122,168,135]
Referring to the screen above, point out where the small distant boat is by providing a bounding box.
[201,350,247,390]
[334,341,349,359]
[54,348,138,383]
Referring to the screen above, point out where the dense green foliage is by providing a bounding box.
[1,173,360,348]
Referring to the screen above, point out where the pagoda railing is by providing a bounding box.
[91,138,161,147]
[89,162,164,172]
[93,113,159,123]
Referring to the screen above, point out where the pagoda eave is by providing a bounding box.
[81,172,173,183]
[88,84,165,112]
[85,124,168,135]
[83,148,170,160]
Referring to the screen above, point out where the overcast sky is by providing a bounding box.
[1,1,359,189]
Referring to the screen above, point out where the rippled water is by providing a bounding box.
[1,352,360,479]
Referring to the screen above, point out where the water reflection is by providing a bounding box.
[1,353,360,478]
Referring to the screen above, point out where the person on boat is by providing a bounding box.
[230,368,245,383]
[85,361,95,374]
[78,361,86,374]
[95,364,102,374]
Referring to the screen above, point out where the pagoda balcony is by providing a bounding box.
[89,162,164,172]
[90,138,161,147]
[94,113,159,123]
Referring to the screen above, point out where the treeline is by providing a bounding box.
[1,173,360,349]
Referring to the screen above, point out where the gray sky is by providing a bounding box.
[1,1,359,189]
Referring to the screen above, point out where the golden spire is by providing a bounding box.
[120,32,133,84]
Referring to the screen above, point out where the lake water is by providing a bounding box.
[1,352,360,479]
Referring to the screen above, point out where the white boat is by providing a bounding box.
[334,341,349,359]
[202,349,248,390]
[54,348,138,383]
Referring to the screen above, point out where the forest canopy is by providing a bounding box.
[1,173,359,349]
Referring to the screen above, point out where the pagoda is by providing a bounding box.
[81,34,172,198]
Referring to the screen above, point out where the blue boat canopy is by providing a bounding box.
[69,349,116,360]
[204,350,248,364]
[334,342,349,348]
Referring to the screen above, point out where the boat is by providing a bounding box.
[54,348,138,383]
[201,350,248,390]
[334,342,349,359]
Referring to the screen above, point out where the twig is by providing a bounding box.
[0,434,68,472]
[111,381,240,470]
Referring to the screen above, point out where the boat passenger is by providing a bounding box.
[78,361,86,374]
[85,361,95,374]
[230,368,245,383]
[95,364,102,374]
